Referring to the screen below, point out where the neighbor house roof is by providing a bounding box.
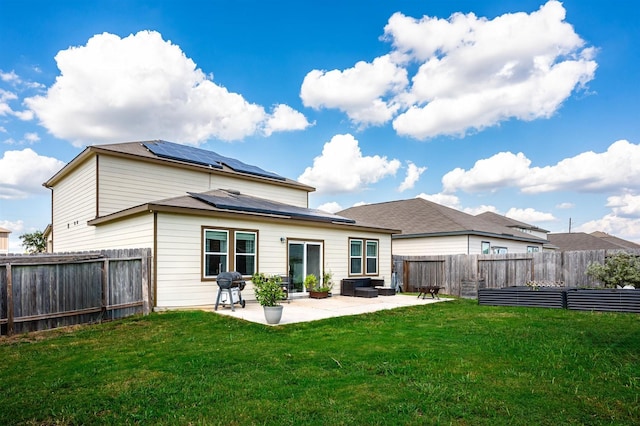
[590,231,640,250]
[0,227,11,233]
[89,189,400,234]
[476,211,550,233]
[547,232,628,251]
[44,140,314,192]
[338,198,547,243]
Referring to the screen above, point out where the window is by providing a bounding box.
[366,241,378,274]
[350,239,363,275]
[235,232,256,275]
[527,246,540,253]
[204,229,228,277]
[349,238,378,276]
[203,228,257,279]
[491,246,508,254]
[481,241,490,254]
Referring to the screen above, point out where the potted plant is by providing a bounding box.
[305,272,333,299]
[252,273,286,324]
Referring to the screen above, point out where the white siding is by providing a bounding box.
[155,212,393,308]
[92,214,154,250]
[51,158,97,252]
[467,235,543,254]
[98,155,309,216]
[393,235,470,256]
[392,234,545,256]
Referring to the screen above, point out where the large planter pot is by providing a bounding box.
[263,305,283,324]
[566,289,640,313]
[478,287,567,308]
[309,291,329,299]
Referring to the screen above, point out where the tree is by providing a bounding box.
[19,230,47,254]
[585,251,640,289]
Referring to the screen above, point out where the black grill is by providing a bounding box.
[214,271,246,311]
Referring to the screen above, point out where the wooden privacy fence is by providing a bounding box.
[394,249,640,297]
[0,248,152,336]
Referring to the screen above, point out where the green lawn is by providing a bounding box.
[1,298,638,425]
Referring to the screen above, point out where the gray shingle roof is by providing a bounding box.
[547,232,623,251]
[339,198,547,243]
[590,231,640,250]
[476,211,549,233]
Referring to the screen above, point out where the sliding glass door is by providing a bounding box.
[288,241,322,293]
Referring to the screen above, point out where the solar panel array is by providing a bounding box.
[190,192,356,224]
[143,140,285,180]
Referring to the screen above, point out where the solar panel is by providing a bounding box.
[190,191,356,224]
[143,140,285,180]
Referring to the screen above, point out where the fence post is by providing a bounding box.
[141,251,150,315]
[6,263,13,336]
[102,258,109,320]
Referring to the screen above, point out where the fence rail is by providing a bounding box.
[0,248,152,336]
[394,249,640,297]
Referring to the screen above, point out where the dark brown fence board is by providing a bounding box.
[0,248,152,335]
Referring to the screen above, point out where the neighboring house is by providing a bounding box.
[548,232,640,251]
[475,211,556,251]
[589,231,640,250]
[44,140,398,309]
[43,224,53,253]
[0,227,10,254]
[338,198,548,256]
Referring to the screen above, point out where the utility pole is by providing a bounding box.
[569,217,572,233]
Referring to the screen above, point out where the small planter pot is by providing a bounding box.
[309,291,329,299]
[263,305,283,324]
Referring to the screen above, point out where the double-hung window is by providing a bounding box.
[204,229,228,277]
[349,238,378,275]
[235,231,256,276]
[203,228,257,278]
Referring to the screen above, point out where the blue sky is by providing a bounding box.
[1,0,639,252]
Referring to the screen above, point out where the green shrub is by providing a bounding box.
[251,273,285,306]
[586,251,640,288]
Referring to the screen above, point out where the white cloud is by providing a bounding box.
[300,1,596,140]
[442,151,532,193]
[442,140,640,195]
[25,31,309,147]
[300,55,408,126]
[398,162,426,192]
[577,214,640,244]
[605,193,640,218]
[0,219,24,233]
[0,148,65,199]
[24,132,40,143]
[506,207,557,223]
[316,202,343,214]
[298,133,401,193]
[263,104,313,137]
[464,205,499,216]
[556,202,574,209]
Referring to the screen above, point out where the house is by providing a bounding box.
[44,140,399,309]
[338,198,548,256]
[0,227,10,254]
[547,232,640,251]
[475,211,556,251]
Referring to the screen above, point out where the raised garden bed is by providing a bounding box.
[478,286,567,309]
[566,289,640,313]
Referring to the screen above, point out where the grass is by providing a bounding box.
[1,298,639,425]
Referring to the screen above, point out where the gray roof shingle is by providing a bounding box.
[339,198,547,243]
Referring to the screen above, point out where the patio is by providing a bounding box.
[212,293,451,325]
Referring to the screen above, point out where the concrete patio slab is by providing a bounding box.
[211,293,451,325]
